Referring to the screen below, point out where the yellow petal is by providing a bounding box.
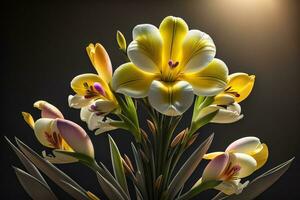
[22,112,34,129]
[213,94,235,106]
[182,58,228,96]
[71,73,110,97]
[251,143,269,170]
[127,24,162,73]
[181,30,216,73]
[148,80,194,116]
[226,73,255,103]
[112,62,156,98]
[230,153,257,178]
[86,43,112,83]
[203,152,225,160]
[117,30,127,51]
[159,16,188,66]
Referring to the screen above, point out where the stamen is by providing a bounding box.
[93,82,106,96]
[168,59,179,68]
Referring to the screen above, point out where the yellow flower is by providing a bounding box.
[218,73,255,104]
[69,43,118,132]
[22,100,94,164]
[197,137,268,195]
[112,16,229,116]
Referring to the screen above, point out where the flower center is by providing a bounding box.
[225,86,240,97]
[83,82,105,98]
[45,131,63,149]
[161,60,180,82]
[222,162,241,180]
[168,59,179,68]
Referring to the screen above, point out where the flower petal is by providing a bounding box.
[93,99,117,113]
[148,80,194,116]
[226,137,262,154]
[34,100,64,119]
[127,24,162,73]
[230,153,257,178]
[213,94,235,106]
[202,153,229,181]
[159,16,188,64]
[215,179,248,195]
[226,73,255,103]
[71,73,110,97]
[34,118,57,148]
[182,58,228,96]
[86,43,112,83]
[203,152,225,160]
[22,112,35,129]
[112,62,156,98]
[251,143,269,170]
[181,30,216,73]
[55,119,94,158]
[210,103,243,124]
[68,95,92,109]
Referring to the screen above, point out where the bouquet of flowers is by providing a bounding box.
[6,16,293,200]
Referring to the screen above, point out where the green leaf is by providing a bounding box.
[108,135,130,196]
[59,180,91,200]
[96,172,126,200]
[165,134,214,199]
[190,110,219,135]
[212,158,295,200]
[5,136,48,187]
[177,180,221,200]
[14,137,90,199]
[14,167,57,200]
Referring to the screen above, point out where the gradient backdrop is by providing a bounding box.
[1,0,299,199]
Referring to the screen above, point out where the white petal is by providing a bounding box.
[68,95,92,109]
[210,103,243,124]
[230,153,257,178]
[226,137,262,154]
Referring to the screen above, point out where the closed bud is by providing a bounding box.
[187,133,199,148]
[117,30,127,52]
[154,175,163,190]
[170,129,187,148]
[147,120,156,135]
[124,154,134,172]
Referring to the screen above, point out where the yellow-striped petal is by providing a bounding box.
[231,153,257,178]
[182,58,228,96]
[34,100,64,119]
[226,73,255,103]
[148,80,194,116]
[251,143,269,170]
[213,94,235,106]
[127,24,162,73]
[203,152,225,160]
[86,43,112,83]
[112,62,156,98]
[181,30,216,73]
[71,73,109,97]
[159,16,188,66]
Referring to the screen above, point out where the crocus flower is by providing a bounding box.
[22,100,94,164]
[112,16,229,116]
[199,73,255,123]
[198,137,268,195]
[69,43,118,132]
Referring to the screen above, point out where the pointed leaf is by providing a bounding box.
[60,180,91,200]
[14,167,57,200]
[166,134,214,199]
[96,172,126,200]
[14,137,90,199]
[108,135,130,196]
[5,136,48,186]
[212,158,295,200]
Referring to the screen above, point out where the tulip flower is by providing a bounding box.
[112,16,229,116]
[22,100,94,164]
[69,43,118,132]
[197,137,268,195]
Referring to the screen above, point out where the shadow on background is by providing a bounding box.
[1,0,299,199]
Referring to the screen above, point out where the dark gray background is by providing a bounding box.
[1,0,299,199]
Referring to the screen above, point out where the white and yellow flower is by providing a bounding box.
[69,43,118,132]
[112,16,229,116]
[196,137,268,195]
[199,73,255,123]
[22,100,94,164]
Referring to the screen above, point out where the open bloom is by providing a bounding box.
[198,137,268,195]
[199,73,255,123]
[22,100,94,164]
[112,16,228,116]
[69,43,118,132]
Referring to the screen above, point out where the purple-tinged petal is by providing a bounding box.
[55,119,94,158]
[34,100,64,119]
[202,153,230,181]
